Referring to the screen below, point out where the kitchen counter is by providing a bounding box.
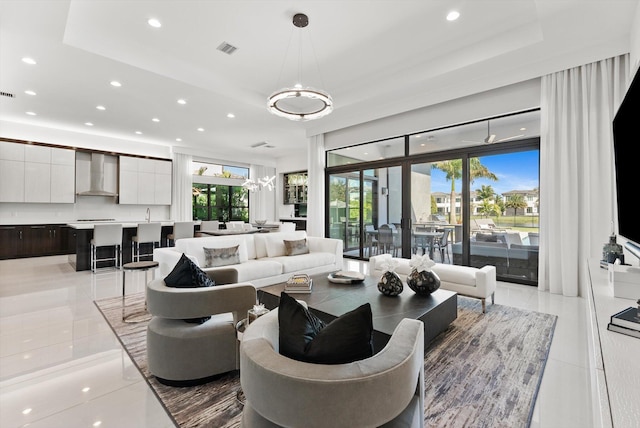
[67,221,199,271]
[67,220,178,229]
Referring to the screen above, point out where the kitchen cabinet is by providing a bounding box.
[283,172,308,204]
[0,141,75,203]
[0,224,74,259]
[119,156,172,205]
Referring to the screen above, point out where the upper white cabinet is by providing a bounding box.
[118,156,172,205]
[0,141,75,203]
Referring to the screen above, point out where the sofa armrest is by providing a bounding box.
[475,265,497,298]
[153,247,182,279]
[306,236,344,257]
[206,268,238,285]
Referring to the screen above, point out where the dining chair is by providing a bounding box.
[166,221,194,246]
[131,222,162,262]
[364,224,379,256]
[377,224,396,256]
[433,228,451,262]
[90,223,123,273]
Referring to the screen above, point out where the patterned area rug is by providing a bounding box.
[95,293,556,428]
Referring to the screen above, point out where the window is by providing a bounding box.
[192,184,248,222]
[191,161,250,222]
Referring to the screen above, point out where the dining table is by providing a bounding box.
[199,228,265,236]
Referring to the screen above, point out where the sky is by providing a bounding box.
[430,150,539,196]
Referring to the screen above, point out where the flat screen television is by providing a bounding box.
[612,64,640,262]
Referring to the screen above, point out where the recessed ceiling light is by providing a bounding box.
[197,127,204,132]
[446,11,460,21]
[175,138,182,142]
[25,111,36,116]
[520,127,526,131]
[85,122,94,126]
[22,57,36,65]
[147,18,162,28]
[152,117,160,122]
[93,421,102,427]
[227,113,235,118]
[22,408,32,415]
[96,105,106,110]
[24,90,36,96]
[110,81,122,87]
[177,99,186,105]
[135,131,142,135]
[82,387,90,393]
[420,143,425,147]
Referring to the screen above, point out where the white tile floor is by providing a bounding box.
[0,256,595,428]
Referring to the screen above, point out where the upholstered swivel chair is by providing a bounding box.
[131,222,162,262]
[146,269,256,385]
[90,223,123,273]
[240,309,425,428]
[166,221,194,246]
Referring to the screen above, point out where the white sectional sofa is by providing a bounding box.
[153,231,343,288]
[369,254,496,313]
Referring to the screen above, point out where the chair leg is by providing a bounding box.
[481,298,486,313]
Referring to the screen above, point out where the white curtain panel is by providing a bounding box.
[170,152,193,222]
[249,164,276,222]
[306,134,325,237]
[539,54,629,296]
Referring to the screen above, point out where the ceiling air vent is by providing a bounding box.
[0,91,15,98]
[217,42,238,55]
[251,141,267,148]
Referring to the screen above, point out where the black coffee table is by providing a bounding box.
[258,273,457,352]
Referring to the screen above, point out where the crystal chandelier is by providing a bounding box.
[267,13,333,121]
[242,176,276,192]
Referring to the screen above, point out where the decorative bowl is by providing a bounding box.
[255,220,267,225]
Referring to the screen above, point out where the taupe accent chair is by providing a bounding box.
[146,269,256,386]
[240,309,425,428]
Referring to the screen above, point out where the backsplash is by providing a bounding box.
[0,198,171,225]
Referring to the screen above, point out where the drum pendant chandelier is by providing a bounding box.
[267,13,333,121]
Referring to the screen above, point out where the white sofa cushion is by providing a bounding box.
[260,231,308,258]
[234,259,283,282]
[177,235,253,265]
[269,252,336,274]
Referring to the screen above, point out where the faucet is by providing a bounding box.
[145,208,151,223]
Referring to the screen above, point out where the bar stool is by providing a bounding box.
[166,221,194,246]
[131,222,162,262]
[90,223,123,273]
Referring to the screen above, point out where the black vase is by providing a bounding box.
[407,269,440,295]
[378,271,403,296]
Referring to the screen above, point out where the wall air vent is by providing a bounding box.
[217,42,238,55]
[0,91,15,98]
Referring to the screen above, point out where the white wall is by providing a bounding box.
[324,79,541,150]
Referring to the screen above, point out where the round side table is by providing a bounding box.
[122,260,159,323]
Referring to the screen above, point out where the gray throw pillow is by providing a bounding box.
[203,245,240,267]
[283,238,309,256]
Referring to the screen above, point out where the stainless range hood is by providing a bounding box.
[76,153,118,197]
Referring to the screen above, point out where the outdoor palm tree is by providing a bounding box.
[432,158,498,224]
[505,194,528,225]
[475,184,496,201]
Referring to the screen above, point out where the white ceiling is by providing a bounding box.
[0,0,637,162]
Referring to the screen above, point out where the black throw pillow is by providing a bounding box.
[278,292,374,364]
[164,254,215,324]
